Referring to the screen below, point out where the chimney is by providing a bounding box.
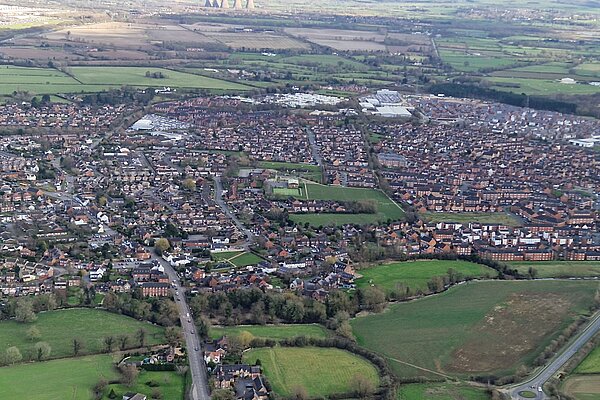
[246,0,254,9]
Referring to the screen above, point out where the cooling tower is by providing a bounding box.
[221,0,230,8]
[246,0,254,9]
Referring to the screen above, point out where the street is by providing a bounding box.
[214,175,255,247]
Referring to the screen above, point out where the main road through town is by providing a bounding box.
[146,247,211,400]
[508,309,600,399]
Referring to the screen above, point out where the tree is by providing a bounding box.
[359,286,386,313]
[165,326,182,347]
[182,178,196,191]
[15,298,37,323]
[26,326,41,341]
[93,378,108,400]
[352,373,375,398]
[118,335,129,351]
[72,337,83,356]
[119,364,139,387]
[237,331,255,349]
[34,341,51,361]
[212,389,236,400]
[5,346,22,364]
[154,238,170,254]
[103,336,115,353]
[136,328,147,347]
[290,386,308,400]
[528,267,538,279]
[151,388,162,399]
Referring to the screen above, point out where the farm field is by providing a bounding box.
[242,346,380,397]
[575,345,600,374]
[0,354,118,400]
[210,324,329,340]
[0,308,165,359]
[355,260,497,293]
[103,370,185,400]
[289,183,404,225]
[422,212,521,226]
[562,375,600,400]
[508,261,600,278]
[397,382,490,400]
[351,280,599,378]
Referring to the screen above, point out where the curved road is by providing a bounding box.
[147,249,211,400]
[509,310,600,399]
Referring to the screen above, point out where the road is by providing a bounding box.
[147,248,211,400]
[213,175,255,247]
[509,310,600,399]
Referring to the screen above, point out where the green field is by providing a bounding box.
[576,346,600,374]
[0,65,250,95]
[422,212,521,226]
[0,354,119,400]
[398,382,490,400]
[508,261,600,278]
[260,161,322,182]
[229,252,264,267]
[103,370,185,400]
[351,281,599,378]
[210,324,329,340]
[0,308,165,360]
[211,251,243,261]
[289,183,404,225]
[243,347,380,397]
[356,260,497,293]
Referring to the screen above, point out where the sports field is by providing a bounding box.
[351,280,599,378]
[210,324,329,340]
[0,354,119,400]
[508,261,600,278]
[355,260,497,293]
[0,308,165,359]
[242,347,380,397]
[397,382,489,400]
[422,212,521,227]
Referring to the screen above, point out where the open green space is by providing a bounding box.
[422,212,521,226]
[351,280,599,378]
[211,251,243,261]
[356,260,497,293]
[259,161,322,182]
[575,345,600,374]
[229,252,264,267]
[508,261,600,278]
[210,324,329,340]
[0,308,165,359]
[103,370,185,400]
[397,382,490,400]
[0,354,118,400]
[242,346,380,397]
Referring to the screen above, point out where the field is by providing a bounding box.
[562,375,600,400]
[103,370,185,400]
[259,161,322,182]
[0,354,119,400]
[422,212,521,227]
[211,251,263,267]
[0,308,165,359]
[351,281,599,378]
[209,324,329,340]
[575,345,600,374]
[397,382,490,400]
[355,260,497,293]
[242,347,380,397]
[289,183,404,225]
[508,261,600,278]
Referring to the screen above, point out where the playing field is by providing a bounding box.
[0,354,119,400]
[508,261,600,278]
[351,280,599,378]
[398,382,490,400]
[355,260,497,293]
[242,347,380,397]
[229,252,264,267]
[210,324,329,340]
[422,212,521,227]
[0,308,165,359]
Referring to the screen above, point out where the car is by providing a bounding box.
[194,347,199,351]
[190,330,194,334]
[538,387,542,392]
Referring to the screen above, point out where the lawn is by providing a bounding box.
[289,183,404,225]
[103,370,185,400]
[351,280,599,378]
[397,382,490,400]
[575,345,600,374]
[0,308,165,360]
[355,260,497,293]
[211,251,243,261]
[0,354,119,400]
[229,252,264,267]
[210,324,329,340]
[242,347,380,397]
[422,212,521,227]
[508,261,600,278]
[259,161,322,182]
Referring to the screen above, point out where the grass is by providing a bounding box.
[356,260,497,293]
[508,261,600,278]
[0,354,119,400]
[209,324,329,340]
[575,346,600,374]
[289,183,404,225]
[397,382,490,400]
[259,161,322,182]
[0,308,165,360]
[103,370,185,400]
[211,251,243,261]
[351,280,599,378]
[243,347,380,397]
[229,252,264,267]
[422,212,521,227]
